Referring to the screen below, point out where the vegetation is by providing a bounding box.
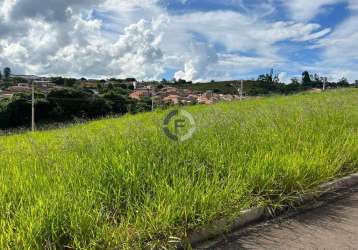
[0,89,357,249]
[174,70,356,96]
[3,67,11,79]
[0,68,357,131]
[0,86,152,130]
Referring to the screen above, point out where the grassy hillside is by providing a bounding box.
[0,89,358,249]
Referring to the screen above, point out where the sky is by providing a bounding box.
[0,0,358,83]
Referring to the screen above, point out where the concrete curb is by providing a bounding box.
[183,172,358,248]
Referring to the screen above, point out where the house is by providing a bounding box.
[80,81,98,89]
[17,83,30,87]
[160,87,178,96]
[181,94,199,104]
[129,88,151,100]
[34,81,55,88]
[163,95,181,105]
[0,90,13,99]
[6,85,32,93]
[107,78,139,89]
[197,95,214,105]
[221,94,235,101]
[203,90,214,98]
[133,81,145,89]
[306,88,322,93]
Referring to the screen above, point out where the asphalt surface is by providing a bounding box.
[197,187,358,250]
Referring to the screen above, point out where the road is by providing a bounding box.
[197,187,358,249]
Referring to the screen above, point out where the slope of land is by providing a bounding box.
[0,89,357,249]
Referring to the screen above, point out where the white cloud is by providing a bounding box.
[0,0,352,81]
[310,14,358,81]
[174,42,218,81]
[0,0,167,79]
[281,0,343,21]
[108,17,167,79]
[165,10,330,81]
[282,0,358,21]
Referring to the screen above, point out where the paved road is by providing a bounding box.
[198,187,358,249]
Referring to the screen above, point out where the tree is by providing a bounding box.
[102,91,129,115]
[0,71,2,80]
[51,77,65,85]
[176,79,187,85]
[291,77,300,85]
[337,77,349,87]
[125,78,137,82]
[257,69,279,93]
[4,67,11,79]
[161,78,168,85]
[281,78,303,94]
[64,78,77,87]
[0,93,32,128]
[302,71,311,84]
[47,88,91,120]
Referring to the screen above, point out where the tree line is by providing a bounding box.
[0,85,151,130]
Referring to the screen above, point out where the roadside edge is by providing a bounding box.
[182,172,358,248]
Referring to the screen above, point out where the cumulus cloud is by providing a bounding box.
[174,42,218,82]
[0,0,354,81]
[4,0,101,22]
[0,0,167,79]
[108,17,167,79]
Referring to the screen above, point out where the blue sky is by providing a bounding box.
[1,0,358,82]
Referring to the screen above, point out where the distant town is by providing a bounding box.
[0,72,242,105]
[0,67,357,131]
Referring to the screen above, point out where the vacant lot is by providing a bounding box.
[0,89,357,249]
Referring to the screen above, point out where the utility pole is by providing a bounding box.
[231,80,244,100]
[151,86,155,112]
[31,80,35,132]
[323,77,327,91]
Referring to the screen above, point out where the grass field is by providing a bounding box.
[0,89,357,249]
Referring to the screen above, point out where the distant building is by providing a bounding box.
[163,94,181,105]
[0,90,13,99]
[197,95,214,105]
[133,81,145,89]
[34,80,55,88]
[80,81,98,89]
[106,78,139,89]
[306,88,322,93]
[6,85,32,93]
[157,87,178,100]
[17,83,30,87]
[129,88,151,100]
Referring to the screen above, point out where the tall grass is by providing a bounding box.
[0,89,357,249]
